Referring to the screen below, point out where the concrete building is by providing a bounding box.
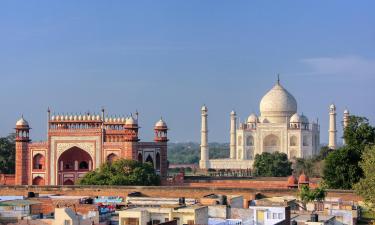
[118,205,208,225]
[200,78,320,169]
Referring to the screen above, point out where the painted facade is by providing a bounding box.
[15,109,168,185]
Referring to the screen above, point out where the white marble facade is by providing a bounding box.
[200,79,320,169]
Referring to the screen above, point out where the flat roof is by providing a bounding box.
[0,200,41,206]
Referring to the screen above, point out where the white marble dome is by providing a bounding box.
[300,114,309,124]
[125,116,137,125]
[259,82,297,122]
[247,114,258,123]
[155,119,167,127]
[16,117,29,126]
[290,113,301,123]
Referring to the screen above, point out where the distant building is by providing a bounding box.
[118,205,208,225]
[15,109,168,185]
[200,78,320,169]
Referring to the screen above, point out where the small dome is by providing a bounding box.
[125,116,137,125]
[51,115,55,121]
[155,118,167,128]
[78,115,82,120]
[73,115,77,120]
[247,114,258,123]
[300,114,309,124]
[344,109,349,114]
[298,173,309,184]
[231,110,236,116]
[16,117,29,127]
[121,117,126,123]
[201,105,208,112]
[290,113,301,123]
[96,115,100,120]
[287,175,298,186]
[330,104,336,110]
[69,115,73,121]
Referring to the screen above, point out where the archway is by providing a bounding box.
[63,179,74,185]
[290,136,298,146]
[263,134,280,153]
[32,176,45,185]
[246,136,254,146]
[107,153,119,164]
[33,154,45,170]
[58,147,93,185]
[137,153,143,163]
[145,155,154,167]
[156,153,161,170]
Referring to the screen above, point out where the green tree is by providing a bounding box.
[294,158,314,177]
[299,185,326,211]
[253,152,292,177]
[0,134,16,174]
[323,145,362,189]
[355,145,375,215]
[78,159,160,186]
[344,116,375,153]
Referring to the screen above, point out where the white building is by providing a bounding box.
[200,78,321,169]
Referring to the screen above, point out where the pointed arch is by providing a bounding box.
[145,155,154,167]
[32,176,45,185]
[137,153,143,163]
[63,179,74,185]
[33,153,45,170]
[107,153,119,163]
[156,153,161,170]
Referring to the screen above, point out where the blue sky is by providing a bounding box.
[0,1,374,143]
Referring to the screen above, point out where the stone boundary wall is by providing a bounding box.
[0,185,361,202]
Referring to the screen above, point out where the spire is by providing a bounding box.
[277,74,280,84]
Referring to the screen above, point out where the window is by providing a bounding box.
[165,218,169,222]
[246,136,254,146]
[267,211,271,219]
[290,136,297,146]
[272,213,277,219]
[278,213,283,219]
[79,161,88,169]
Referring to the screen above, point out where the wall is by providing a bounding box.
[0,185,362,202]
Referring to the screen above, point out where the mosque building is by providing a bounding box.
[199,78,345,170]
[15,109,168,185]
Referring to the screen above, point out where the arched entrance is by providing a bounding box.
[58,147,93,185]
[33,154,45,170]
[63,179,74,185]
[263,134,280,153]
[107,153,118,164]
[145,155,154,167]
[32,176,45,185]
[138,153,143,163]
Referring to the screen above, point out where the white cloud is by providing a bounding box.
[300,55,375,77]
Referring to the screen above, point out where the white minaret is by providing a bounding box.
[343,109,350,145]
[199,105,209,169]
[329,104,337,149]
[230,110,237,159]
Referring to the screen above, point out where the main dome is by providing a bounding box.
[259,81,297,122]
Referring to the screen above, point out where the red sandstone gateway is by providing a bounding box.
[15,109,168,186]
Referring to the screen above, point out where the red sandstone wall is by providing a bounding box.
[0,174,15,185]
[0,186,362,202]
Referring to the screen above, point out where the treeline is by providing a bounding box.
[0,134,15,174]
[167,142,229,164]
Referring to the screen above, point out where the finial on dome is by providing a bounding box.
[277,74,280,84]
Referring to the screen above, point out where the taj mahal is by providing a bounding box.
[199,78,347,170]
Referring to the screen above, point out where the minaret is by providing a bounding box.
[15,116,31,185]
[230,110,237,159]
[199,105,209,169]
[328,104,337,149]
[343,109,350,145]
